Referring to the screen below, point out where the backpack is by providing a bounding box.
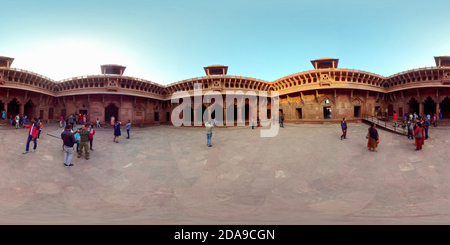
[415,128,422,139]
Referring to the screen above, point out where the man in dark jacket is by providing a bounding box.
[341,118,347,140]
[61,125,78,167]
[280,114,284,128]
[424,117,430,140]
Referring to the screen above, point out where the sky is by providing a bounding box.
[1,0,450,85]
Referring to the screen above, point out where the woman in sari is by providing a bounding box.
[414,122,424,151]
[367,123,379,152]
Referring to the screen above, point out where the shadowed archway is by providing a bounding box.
[409,98,419,115]
[105,103,119,122]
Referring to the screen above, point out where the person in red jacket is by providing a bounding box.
[393,110,398,126]
[414,121,425,151]
[89,123,95,151]
[23,118,39,154]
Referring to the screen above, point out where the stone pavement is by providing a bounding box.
[0,122,450,224]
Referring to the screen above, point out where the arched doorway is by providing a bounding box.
[196,105,207,124]
[180,105,193,125]
[440,97,450,119]
[24,100,34,118]
[409,98,419,115]
[7,98,20,118]
[210,103,223,123]
[105,103,119,122]
[423,96,436,116]
[0,100,4,119]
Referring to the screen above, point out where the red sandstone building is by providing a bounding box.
[1,55,450,125]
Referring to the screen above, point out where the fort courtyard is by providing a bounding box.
[0,123,449,224]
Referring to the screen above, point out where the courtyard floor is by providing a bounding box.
[0,122,449,224]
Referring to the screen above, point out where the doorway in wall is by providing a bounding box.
[354,106,361,118]
[323,106,332,119]
[296,108,302,119]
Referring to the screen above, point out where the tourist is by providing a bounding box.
[74,128,80,152]
[77,125,90,160]
[126,120,131,139]
[113,121,121,143]
[251,117,255,130]
[433,113,437,127]
[385,108,388,119]
[111,116,115,126]
[439,108,442,120]
[427,114,431,121]
[367,122,379,152]
[61,125,77,167]
[89,124,95,150]
[69,114,74,128]
[424,116,430,140]
[15,114,20,129]
[257,118,261,127]
[205,121,214,147]
[407,118,414,140]
[76,113,80,124]
[37,119,43,140]
[280,114,284,128]
[393,110,397,125]
[340,118,347,140]
[22,118,39,154]
[404,111,408,122]
[413,112,417,120]
[1,110,5,120]
[60,115,64,127]
[96,118,101,128]
[414,122,424,151]
[83,114,86,124]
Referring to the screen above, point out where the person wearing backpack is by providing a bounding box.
[414,122,424,151]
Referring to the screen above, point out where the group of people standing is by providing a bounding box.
[60,124,95,167]
[340,112,432,153]
[405,112,432,151]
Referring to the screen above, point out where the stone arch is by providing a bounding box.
[24,99,35,118]
[408,97,419,115]
[105,102,119,122]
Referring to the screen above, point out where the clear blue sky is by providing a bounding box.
[1,0,449,85]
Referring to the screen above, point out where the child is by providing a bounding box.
[96,118,101,128]
[74,128,81,152]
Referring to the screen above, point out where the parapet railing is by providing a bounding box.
[362,114,406,135]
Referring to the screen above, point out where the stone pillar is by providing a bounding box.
[223,107,226,125]
[436,102,440,121]
[193,105,199,125]
[19,104,24,117]
[237,106,243,123]
[208,107,211,122]
[419,102,424,117]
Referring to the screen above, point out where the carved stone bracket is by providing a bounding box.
[300,92,305,105]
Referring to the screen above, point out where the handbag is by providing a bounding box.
[414,129,422,139]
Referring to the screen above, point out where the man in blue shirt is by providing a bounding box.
[340,118,347,140]
[126,120,131,139]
